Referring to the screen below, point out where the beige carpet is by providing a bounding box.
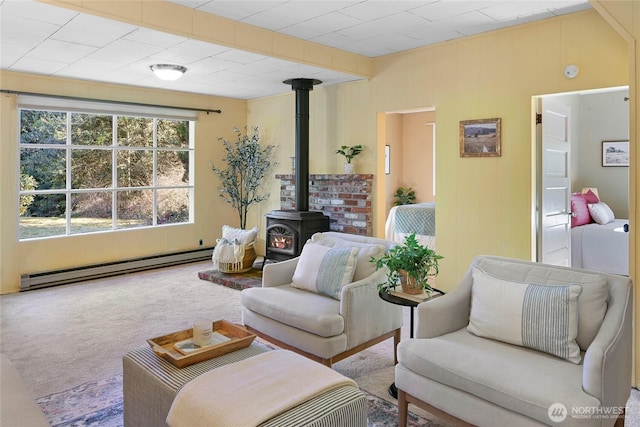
[0,261,446,425]
[1,261,638,426]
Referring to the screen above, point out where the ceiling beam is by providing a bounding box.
[37,0,372,79]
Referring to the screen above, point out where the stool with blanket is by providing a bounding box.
[123,344,367,427]
[167,350,367,427]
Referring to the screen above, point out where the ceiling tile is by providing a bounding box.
[88,39,165,63]
[148,39,230,65]
[26,39,97,64]
[51,14,137,48]
[0,0,77,25]
[123,28,189,48]
[281,11,363,40]
[11,56,68,75]
[410,1,506,22]
[0,15,60,46]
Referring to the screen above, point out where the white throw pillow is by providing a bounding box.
[468,268,582,364]
[588,202,615,225]
[222,225,258,244]
[291,242,359,300]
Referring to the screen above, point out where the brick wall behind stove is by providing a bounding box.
[276,174,373,236]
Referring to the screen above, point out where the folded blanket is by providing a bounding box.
[211,238,246,270]
[393,202,436,236]
[166,350,357,427]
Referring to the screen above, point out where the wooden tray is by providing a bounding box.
[147,320,256,368]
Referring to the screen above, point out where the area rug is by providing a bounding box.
[36,374,439,427]
[198,267,263,290]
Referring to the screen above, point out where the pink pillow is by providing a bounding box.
[582,189,599,204]
[571,193,591,227]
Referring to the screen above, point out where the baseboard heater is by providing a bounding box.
[20,246,214,291]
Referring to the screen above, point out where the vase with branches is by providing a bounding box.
[212,126,277,229]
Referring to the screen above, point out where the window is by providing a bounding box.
[18,97,195,240]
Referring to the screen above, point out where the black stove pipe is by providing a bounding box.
[284,78,321,212]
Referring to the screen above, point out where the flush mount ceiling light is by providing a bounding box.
[150,64,187,81]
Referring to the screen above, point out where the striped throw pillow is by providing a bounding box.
[468,268,582,363]
[292,243,359,300]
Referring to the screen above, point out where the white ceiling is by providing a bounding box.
[0,0,591,100]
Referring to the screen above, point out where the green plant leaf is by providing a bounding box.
[370,232,443,293]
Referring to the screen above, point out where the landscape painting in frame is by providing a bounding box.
[602,140,629,167]
[459,118,501,157]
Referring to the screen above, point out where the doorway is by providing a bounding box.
[377,109,436,241]
[535,86,630,273]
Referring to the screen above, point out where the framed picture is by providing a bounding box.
[385,145,390,175]
[459,118,501,157]
[602,140,629,167]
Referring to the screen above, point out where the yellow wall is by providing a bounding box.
[0,71,247,294]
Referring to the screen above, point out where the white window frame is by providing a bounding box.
[17,95,197,241]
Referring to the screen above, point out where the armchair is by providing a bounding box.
[396,255,632,427]
[241,232,402,367]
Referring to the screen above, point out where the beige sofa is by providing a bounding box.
[1,353,50,426]
[396,255,632,427]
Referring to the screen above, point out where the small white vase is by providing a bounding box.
[344,163,355,174]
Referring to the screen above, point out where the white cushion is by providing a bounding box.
[311,234,386,281]
[474,257,608,349]
[222,225,258,245]
[588,202,615,225]
[291,242,359,300]
[468,268,582,364]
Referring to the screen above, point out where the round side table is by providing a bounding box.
[378,287,444,399]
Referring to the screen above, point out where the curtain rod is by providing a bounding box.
[0,89,222,114]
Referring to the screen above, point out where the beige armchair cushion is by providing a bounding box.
[396,329,601,425]
[241,285,344,337]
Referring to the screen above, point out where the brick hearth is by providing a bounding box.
[276,174,373,236]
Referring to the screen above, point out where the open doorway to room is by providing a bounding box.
[379,108,436,247]
[535,86,630,275]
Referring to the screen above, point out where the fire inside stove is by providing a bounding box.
[270,235,292,250]
[268,226,295,253]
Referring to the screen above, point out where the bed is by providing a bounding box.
[384,202,436,248]
[571,219,629,276]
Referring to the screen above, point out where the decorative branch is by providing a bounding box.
[212,126,277,229]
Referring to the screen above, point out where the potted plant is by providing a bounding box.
[393,186,416,206]
[212,126,277,229]
[370,232,443,295]
[335,144,363,174]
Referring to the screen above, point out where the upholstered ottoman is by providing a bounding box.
[123,344,367,427]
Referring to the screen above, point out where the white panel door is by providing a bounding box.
[540,99,572,266]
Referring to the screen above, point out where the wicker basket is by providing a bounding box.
[218,242,257,273]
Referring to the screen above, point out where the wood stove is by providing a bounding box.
[265,210,329,262]
[264,78,330,264]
